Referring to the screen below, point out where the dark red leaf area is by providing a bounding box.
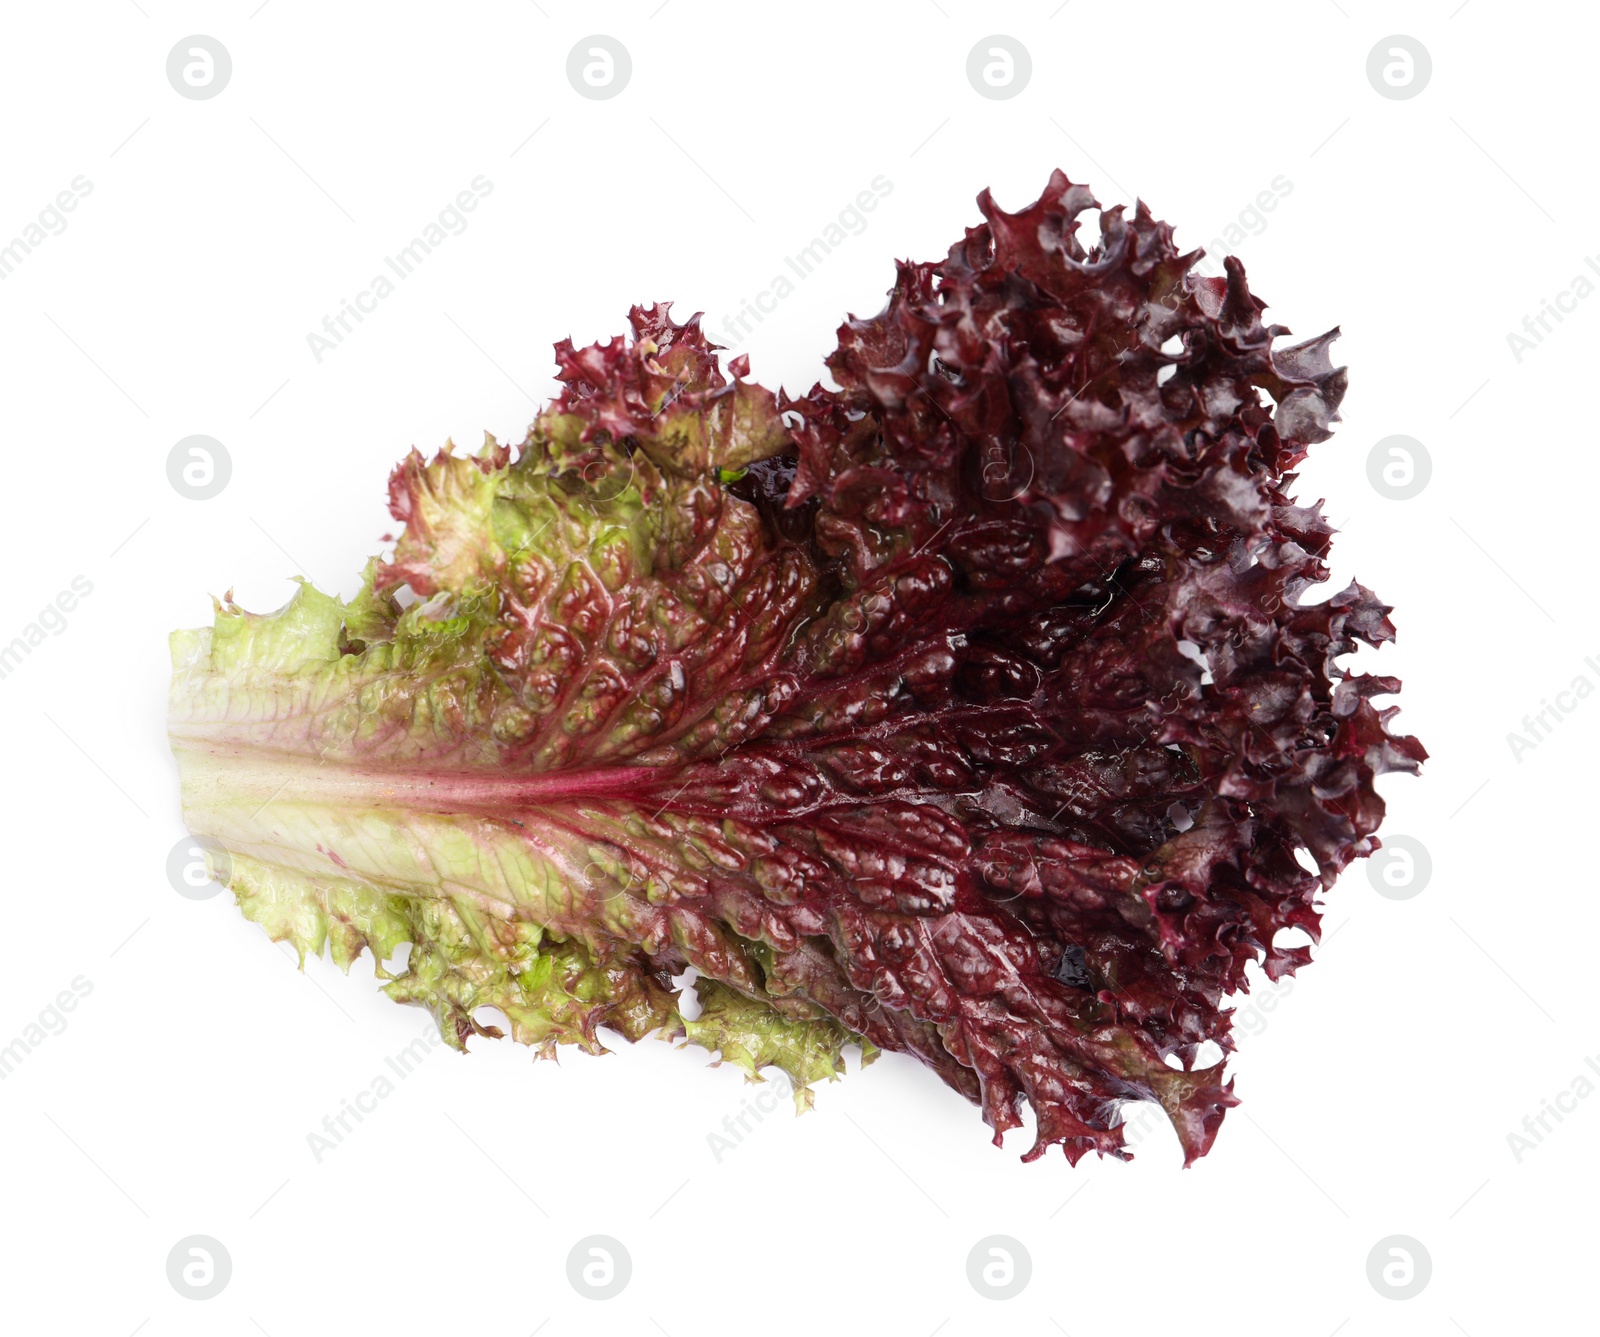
[397,173,1424,1165]
[724,175,1421,1162]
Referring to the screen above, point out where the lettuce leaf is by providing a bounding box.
[169,173,1422,1164]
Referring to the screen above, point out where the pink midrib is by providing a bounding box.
[169,737,677,813]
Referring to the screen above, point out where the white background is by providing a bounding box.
[0,2,1592,1334]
